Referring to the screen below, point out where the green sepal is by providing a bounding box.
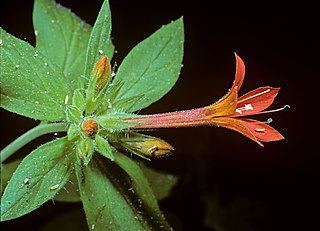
[66,105,82,124]
[94,81,124,115]
[97,111,141,132]
[84,73,112,116]
[78,137,95,166]
[94,135,115,161]
[67,124,80,141]
[72,89,86,111]
[84,71,99,116]
[96,94,144,116]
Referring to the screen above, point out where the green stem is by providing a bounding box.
[1,122,68,163]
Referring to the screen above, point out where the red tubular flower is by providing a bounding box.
[127,53,286,147]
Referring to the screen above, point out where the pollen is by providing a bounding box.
[81,119,99,137]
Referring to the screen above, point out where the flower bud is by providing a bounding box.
[92,56,111,92]
[81,119,99,137]
[121,134,175,158]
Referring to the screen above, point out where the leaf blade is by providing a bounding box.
[0,159,22,198]
[0,137,75,221]
[33,0,92,90]
[139,163,178,201]
[113,153,172,230]
[76,155,171,230]
[82,0,114,88]
[75,156,143,230]
[0,27,72,121]
[112,18,184,112]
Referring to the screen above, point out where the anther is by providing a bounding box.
[244,104,254,110]
[255,128,265,133]
[236,103,254,114]
[266,118,273,124]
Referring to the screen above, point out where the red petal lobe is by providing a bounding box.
[237,118,284,142]
[234,87,280,116]
[232,53,246,92]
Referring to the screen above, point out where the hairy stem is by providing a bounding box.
[1,122,68,163]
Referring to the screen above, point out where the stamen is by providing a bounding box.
[237,89,271,103]
[258,104,290,115]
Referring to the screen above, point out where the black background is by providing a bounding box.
[1,0,319,230]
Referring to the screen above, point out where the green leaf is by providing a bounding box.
[111,95,144,113]
[0,28,72,121]
[33,0,92,90]
[76,155,171,231]
[115,153,170,211]
[112,18,184,112]
[202,193,267,231]
[113,154,172,229]
[140,164,178,200]
[0,137,75,221]
[0,159,22,198]
[53,171,80,203]
[82,0,114,88]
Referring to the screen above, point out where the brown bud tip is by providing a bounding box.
[81,119,99,137]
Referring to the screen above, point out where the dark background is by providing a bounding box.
[1,0,319,230]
